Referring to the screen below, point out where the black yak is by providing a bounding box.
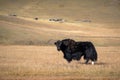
[54,39,98,64]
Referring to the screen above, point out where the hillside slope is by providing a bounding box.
[0,15,119,46]
[0,0,120,46]
[0,0,120,23]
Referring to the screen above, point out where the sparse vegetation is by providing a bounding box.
[0,46,120,80]
[0,15,120,46]
[0,0,120,79]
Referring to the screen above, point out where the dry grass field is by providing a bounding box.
[0,15,120,46]
[0,46,120,80]
[0,0,120,46]
[0,0,120,80]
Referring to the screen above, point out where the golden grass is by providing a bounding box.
[0,15,120,46]
[0,0,120,24]
[0,1,120,79]
[0,46,120,80]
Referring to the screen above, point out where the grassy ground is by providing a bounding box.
[0,46,120,80]
[0,0,120,46]
[0,0,120,23]
[0,15,120,46]
[0,0,120,80]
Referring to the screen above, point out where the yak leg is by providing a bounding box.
[65,53,72,63]
[85,59,89,64]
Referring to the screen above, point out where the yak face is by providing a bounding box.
[54,40,62,51]
[54,39,74,51]
[54,39,75,52]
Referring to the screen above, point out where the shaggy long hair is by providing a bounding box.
[54,39,98,64]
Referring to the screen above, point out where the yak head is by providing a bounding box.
[54,39,76,63]
[54,39,76,51]
[54,40,62,51]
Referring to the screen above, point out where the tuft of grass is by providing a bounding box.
[0,46,120,80]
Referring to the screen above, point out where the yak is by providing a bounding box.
[54,39,98,64]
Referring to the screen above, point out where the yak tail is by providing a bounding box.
[91,42,98,61]
[94,49,98,61]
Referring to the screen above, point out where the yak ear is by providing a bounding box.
[54,40,61,45]
[54,42,56,45]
